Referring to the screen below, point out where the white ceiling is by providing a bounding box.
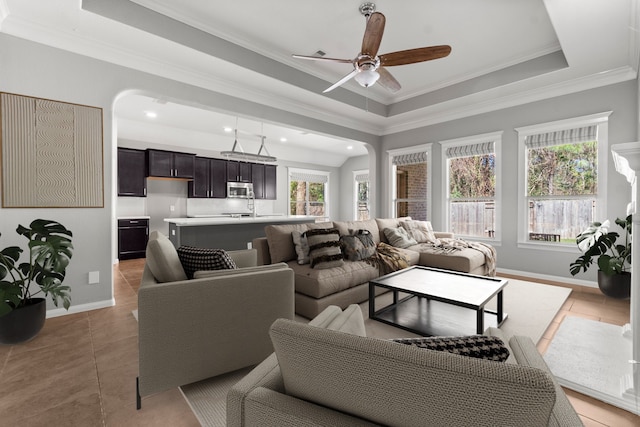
[0,0,637,166]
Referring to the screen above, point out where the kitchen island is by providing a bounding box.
[164,215,316,251]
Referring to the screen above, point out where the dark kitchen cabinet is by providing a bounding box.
[146,149,195,179]
[118,218,149,260]
[117,147,147,197]
[226,161,252,183]
[189,157,227,198]
[264,164,277,200]
[251,163,277,200]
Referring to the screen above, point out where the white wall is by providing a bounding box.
[338,155,370,221]
[381,81,638,284]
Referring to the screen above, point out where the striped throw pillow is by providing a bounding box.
[305,228,344,269]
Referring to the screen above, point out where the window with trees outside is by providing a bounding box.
[388,144,431,221]
[289,168,329,218]
[441,132,501,239]
[516,113,608,246]
[354,170,370,220]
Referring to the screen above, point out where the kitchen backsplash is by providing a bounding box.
[117,179,277,234]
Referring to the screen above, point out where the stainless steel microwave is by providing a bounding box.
[227,182,253,198]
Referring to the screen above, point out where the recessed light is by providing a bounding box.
[224,127,233,133]
[347,145,353,150]
[145,111,157,119]
[280,137,287,142]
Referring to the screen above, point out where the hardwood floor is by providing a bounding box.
[0,260,637,426]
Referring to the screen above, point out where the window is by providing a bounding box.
[516,112,609,247]
[441,132,502,240]
[354,170,370,220]
[388,144,432,220]
[288,168,329,218]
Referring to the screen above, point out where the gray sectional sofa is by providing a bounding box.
[253,217,495,318]
[227,304,582,426]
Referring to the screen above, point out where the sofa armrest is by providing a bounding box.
[227,248,257,268]
[193,262,289,279]
[509,336,583,427]
[243,387,379,427]
[252,237,271,265]
[138,264,294,398]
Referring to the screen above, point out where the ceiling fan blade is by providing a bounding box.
[323,69,358,93]
[377,67,401,93]
[361,12,385,57]
[292,54,353,64]
[380,45,452,67]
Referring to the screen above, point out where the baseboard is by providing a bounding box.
[46,298,116,318]
[496,268,598,289]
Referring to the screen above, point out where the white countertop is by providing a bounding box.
[117,215,151,220]
[164,215,314,226]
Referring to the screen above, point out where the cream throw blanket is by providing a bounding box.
[426,238,497,276]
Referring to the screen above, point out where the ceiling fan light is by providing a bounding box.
[354,69,380,87]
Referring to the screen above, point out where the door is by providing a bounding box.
[251,163,265,199]
[173,152,195,178]
[146,149,173,177]
[189,157,210,198]
[210,159,227,198]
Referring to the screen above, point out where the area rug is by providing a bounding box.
[180,277,570,426]
[543,316,638,413]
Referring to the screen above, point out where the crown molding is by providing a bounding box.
[381,66,637,135]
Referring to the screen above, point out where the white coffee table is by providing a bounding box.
[369,266,508,336]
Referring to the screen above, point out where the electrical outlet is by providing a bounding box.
[170,205,175,212]
[88,271,100,284]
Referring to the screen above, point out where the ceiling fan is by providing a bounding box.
[292,3,451,93]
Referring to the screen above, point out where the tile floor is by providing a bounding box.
[0,260,637,426]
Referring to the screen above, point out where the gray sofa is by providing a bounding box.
[227,305,583,427]
[136,231,295,408]
[253,217,495,318]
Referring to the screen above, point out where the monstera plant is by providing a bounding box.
[0,219,73,343]
[570,215,631,299]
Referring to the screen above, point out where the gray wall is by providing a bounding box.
[338,155,370,221]
[0,33,378,315]
[380,81,638,284]
[1,31,636,316]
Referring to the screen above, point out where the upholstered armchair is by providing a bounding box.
[136,231,294,408]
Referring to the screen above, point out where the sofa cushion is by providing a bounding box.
[145,231,188,283]
[325,304,367,336]
[291,231,310,265]
[176,246,236,279]
[383,226,418,248]
[264,223,312,264]
[332,219,380,244]
[375,217,411,243]
[269,318,557,427]
[400,220,438,244]
[305,228,344,269]
[287,260,380,299]
[409,243,486,272]
[339,230,376,261]
[391,335,510,362]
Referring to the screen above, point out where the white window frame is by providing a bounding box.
[440,131,502,242]
[387,143,432,219]
[288,167,330,220]
[515,111,610,252]
[353,169,370,220]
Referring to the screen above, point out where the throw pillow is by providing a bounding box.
[392,335,510,362]
[340,229,377,261]
[400,220,438,244]
[383,226,418,249]
[176,246,237,279]
[305,228,344,269]
[291,230,310,265]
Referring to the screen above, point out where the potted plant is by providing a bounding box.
[0,219,73,344]
[570,214,632,299]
